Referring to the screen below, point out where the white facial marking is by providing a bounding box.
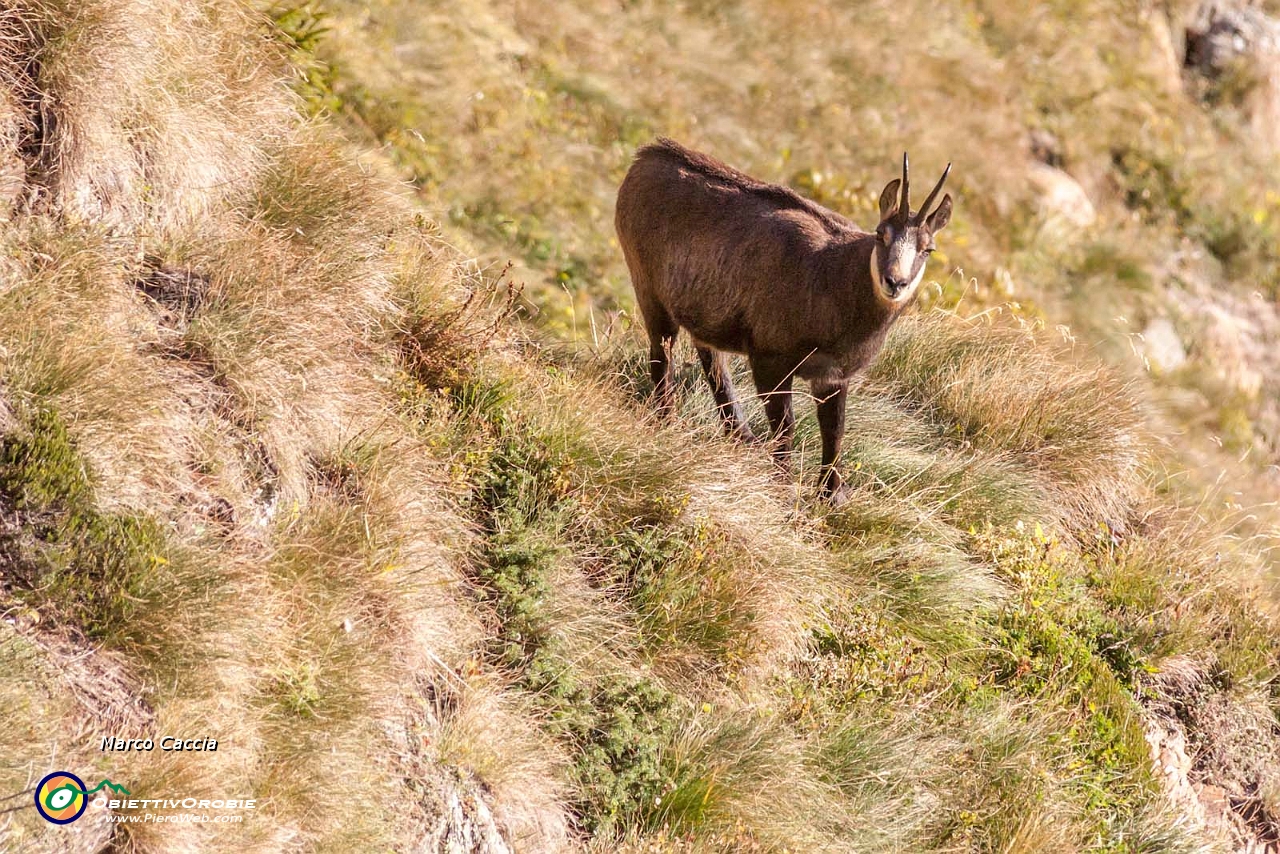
[889,243,917,284]
[871,243,925,303]
[899,265,925,300]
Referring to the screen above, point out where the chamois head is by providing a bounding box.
[872,153,953,302]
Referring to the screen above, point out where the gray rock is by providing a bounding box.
[1185,4,1280,149]
[1027,162,1097,229]
[1029,128,1064,168]
[418,777,513,854]
[1186,5,1280,78]
[1140,317,1187,373]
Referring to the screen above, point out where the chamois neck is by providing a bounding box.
[841,233,896,322]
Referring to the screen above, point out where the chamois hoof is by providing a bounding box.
[825,485,851,508]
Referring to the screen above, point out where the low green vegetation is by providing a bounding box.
[0,407,217,682]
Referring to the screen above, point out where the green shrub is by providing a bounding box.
[0,409,178,653]
[266,1,342,115]
[463,416,687,835]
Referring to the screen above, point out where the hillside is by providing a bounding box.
[1,1,1279,853]
[314,0,1280,519]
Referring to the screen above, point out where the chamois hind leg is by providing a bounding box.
[813,380,850,506]
[640,301,679,420]
[696,345,755,442]
[750,356,796,472]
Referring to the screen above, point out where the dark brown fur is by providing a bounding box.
[615,138,952,502]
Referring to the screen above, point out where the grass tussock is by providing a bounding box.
[868,312,1148,528]
[2,0,294,232]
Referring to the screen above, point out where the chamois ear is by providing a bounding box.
[878,179,901,221]
[926,193,953,232]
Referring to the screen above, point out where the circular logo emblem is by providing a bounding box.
[34,771,88,824]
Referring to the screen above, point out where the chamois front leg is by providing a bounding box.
[814,380,849,506]
[649,336,677,419]
[751,357,795,473]
[643,309,678,420]
[696,345,756,442]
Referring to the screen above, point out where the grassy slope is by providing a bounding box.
[0,2,1278,854]
[317,0,1280,523]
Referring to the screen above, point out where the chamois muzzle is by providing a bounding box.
[884,276,911,298]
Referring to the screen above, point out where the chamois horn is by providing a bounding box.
[916,163,952,223]
[898,152,911,223]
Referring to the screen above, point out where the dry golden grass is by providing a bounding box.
[0,2,573,850]
[868,312,1149,528]
[2,0,294,233]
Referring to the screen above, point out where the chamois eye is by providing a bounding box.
[878,228,890,244]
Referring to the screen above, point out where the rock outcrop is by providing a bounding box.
[1185,4,1280,150]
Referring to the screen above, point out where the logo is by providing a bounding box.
[33,772,130,824]
[34,772,87,824]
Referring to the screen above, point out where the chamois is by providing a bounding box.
[615,138,953,504]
